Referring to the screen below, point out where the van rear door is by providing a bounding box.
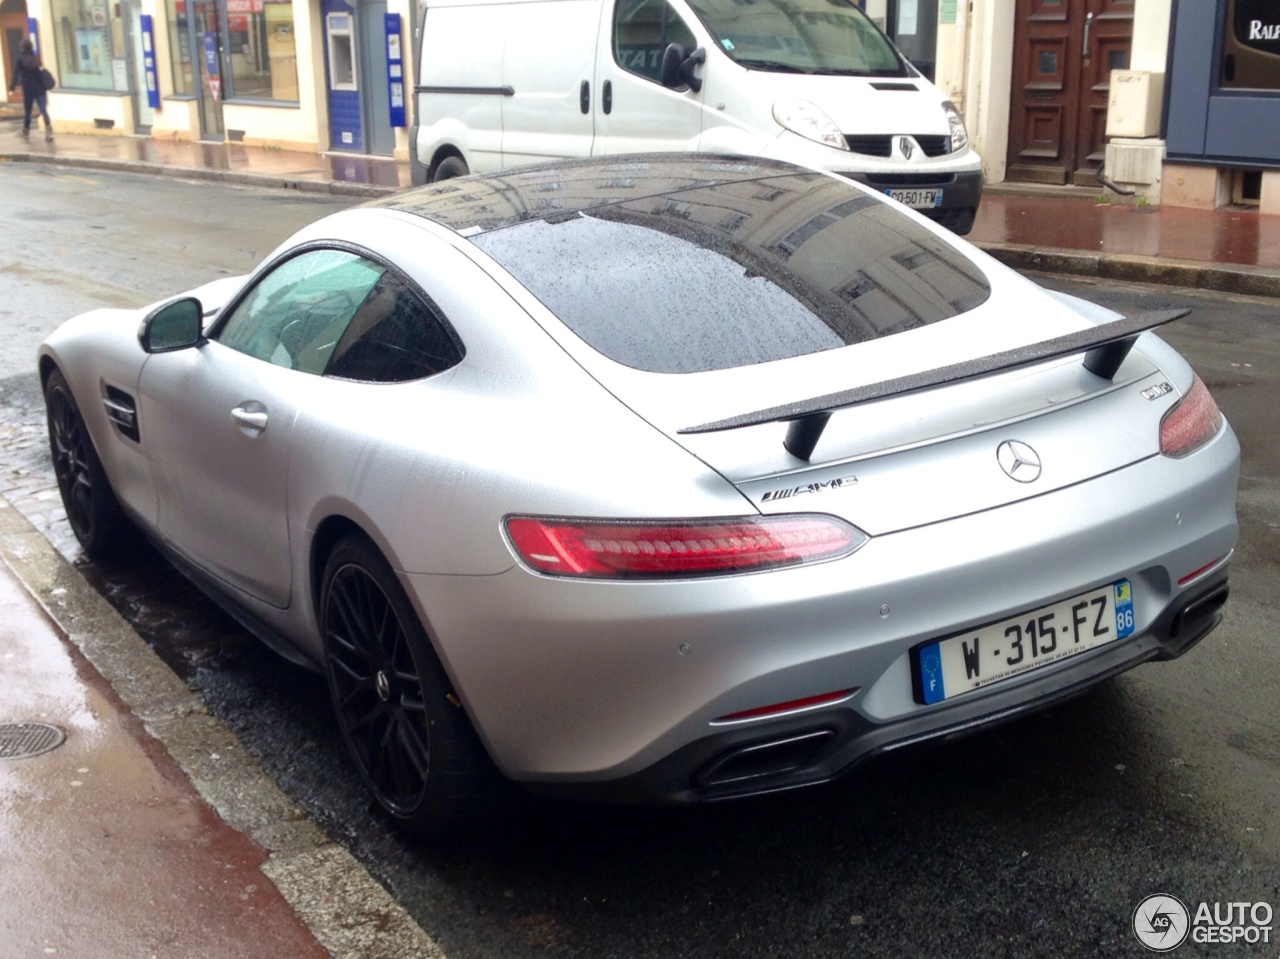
[592,0,704,154]
[500,0,603,167]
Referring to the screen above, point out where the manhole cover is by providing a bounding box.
[0,722,67,759]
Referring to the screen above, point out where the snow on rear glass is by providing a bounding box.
[472,177,989,374]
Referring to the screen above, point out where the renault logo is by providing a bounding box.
[899,136,914,160]
[996,440,1042,483]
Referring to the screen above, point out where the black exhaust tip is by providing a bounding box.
[1172,583,1229,639]
[694,729,835,789]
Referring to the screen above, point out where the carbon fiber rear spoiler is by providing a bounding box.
[678,308,1190,461]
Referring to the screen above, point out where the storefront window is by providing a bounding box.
[228,0,298,100]
[50,0,122,91]
[164,0,298,102]
[1221,0,1280,90]
[166,0,194,94]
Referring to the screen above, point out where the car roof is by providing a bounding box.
[362,154,810,235]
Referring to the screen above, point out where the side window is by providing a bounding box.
[215,249,384,375]
[325,271,464,383]
[613,0,696,84]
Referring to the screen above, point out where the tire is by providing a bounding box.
[430,155,469,183]
[320,533,500,836]
[44,368,132,560]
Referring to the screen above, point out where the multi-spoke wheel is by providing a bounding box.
[321,534,498,835]
[44,368,131,559]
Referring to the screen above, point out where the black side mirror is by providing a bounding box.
[139,297,204,353]
[661,43,705,93]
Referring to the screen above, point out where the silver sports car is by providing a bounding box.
[39,155,1239,835]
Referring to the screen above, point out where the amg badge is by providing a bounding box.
[761,476,859,502]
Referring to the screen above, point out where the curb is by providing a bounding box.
[973,242,1280,300]
[0,149,397,198]
[0,496,444,959]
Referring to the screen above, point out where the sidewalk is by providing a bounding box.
[0,554,331,958]
[4,125,1280,296]
[973,186,1280,299]
[0,497,444,959]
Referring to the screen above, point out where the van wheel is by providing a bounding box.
[431,156,469,182]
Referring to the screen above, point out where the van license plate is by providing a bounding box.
[885,188,943,208]
[913,580,1135,705]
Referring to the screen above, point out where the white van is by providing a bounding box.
[410,0,984,233]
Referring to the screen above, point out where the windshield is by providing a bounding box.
[685,0,908,76]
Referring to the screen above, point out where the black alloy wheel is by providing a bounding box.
[44,369,129,559]
[321,534,498,835]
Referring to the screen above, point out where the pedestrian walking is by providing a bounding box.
[8,39,54,142]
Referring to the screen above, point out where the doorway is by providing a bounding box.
[357,0,393,155]
[1006,0,1133,186]
[191,0,225,139]
[123,0,155,132]
[1,0,28,106]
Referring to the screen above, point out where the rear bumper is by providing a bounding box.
[524,572,1229,805]
[407,426,1238,795]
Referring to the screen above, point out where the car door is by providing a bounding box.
[137,249,386,608]
[592,0,705,155]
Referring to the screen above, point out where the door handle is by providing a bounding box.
[231,406,268,433]
[1082,11,1094,58]
[580,80,589,114]
[603,80,612,115]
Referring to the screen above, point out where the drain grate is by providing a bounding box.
[0,722,67,759]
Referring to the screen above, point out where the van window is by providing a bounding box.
[613,0,697,84]
[686,0,907,77]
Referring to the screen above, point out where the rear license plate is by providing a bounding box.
[885,188,944,208]
[913,580,1135,705]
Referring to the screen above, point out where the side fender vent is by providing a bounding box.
[103,387,139,443]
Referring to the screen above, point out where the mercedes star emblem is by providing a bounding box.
[997,440,1042,483]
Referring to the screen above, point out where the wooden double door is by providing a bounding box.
[1007,0,1133,186]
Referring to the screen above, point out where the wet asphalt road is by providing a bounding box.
[1,165,1278,958]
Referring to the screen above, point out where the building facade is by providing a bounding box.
[17,0,413,156]
[937,0,1280,212]
[13,0,1280,215]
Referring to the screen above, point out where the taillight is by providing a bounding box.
[1160,374,1224,457]
[504,514,867,579]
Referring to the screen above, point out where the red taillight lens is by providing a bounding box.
[1160,374,1224,457]
[504,514,867,579]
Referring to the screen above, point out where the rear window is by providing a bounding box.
[470,174,990,374]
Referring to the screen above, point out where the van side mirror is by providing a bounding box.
[139,297,204,353]
[661,43,705,93]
